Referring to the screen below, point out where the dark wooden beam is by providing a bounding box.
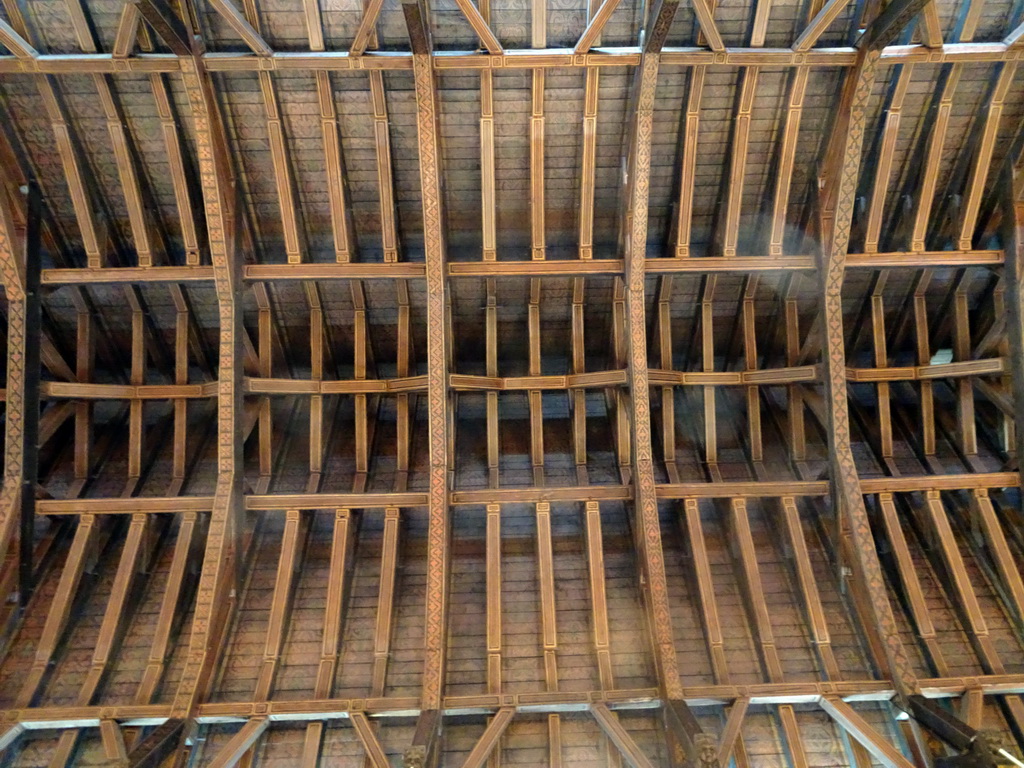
[126,717,185,768]
[18,184,40,608]
[132,0,192,56]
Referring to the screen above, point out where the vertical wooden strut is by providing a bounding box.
[817,44,919,700]
[167,10,245,745]
[622,1,713,765]
[0,179,39,608]
[404,0,451,763]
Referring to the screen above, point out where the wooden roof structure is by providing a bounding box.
[0,0,1024,764]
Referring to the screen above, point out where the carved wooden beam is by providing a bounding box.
[620,2,719,766]
[793,0,854,51]
[817,31,922,706]
[402,0,451,763]
[10,675,1024,732]
[16,515,103,707]
[163,9,245,757]
[113,3,143,58]
[0,180,39,610]
[719,70,757,256]
[49,512,156,766]
[205,717,270,768]
[132,0,192,55]
[920,1,943,46]
[125,717,185,767]
[673,66,704,257]
[811,2,940,715]
[59,1,167,271]
[768,67,809,255]
[351,0,387,55]
[690,0,724,51]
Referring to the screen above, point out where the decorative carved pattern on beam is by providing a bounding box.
[625,47,684,695]
[818,47,919,699]
[0,181,24,572]
[0,179,39,612]
[619,9,717,767]
[170,21,244,731]
[403,6,452,765]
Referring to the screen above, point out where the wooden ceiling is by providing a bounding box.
[0,0,1023,764]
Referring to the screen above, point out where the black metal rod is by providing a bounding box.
[19,181,41,608]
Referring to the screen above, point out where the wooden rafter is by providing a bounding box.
[793,0,854,51]
[208,0,272,55]
[575,0,623,53]
[953,60,1017,249]
[0,18,37,59]
[454,0,503,54]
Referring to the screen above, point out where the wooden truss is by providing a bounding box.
[0,0,1023,764]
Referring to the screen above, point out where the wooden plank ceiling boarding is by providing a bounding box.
[0,0,1023,764]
